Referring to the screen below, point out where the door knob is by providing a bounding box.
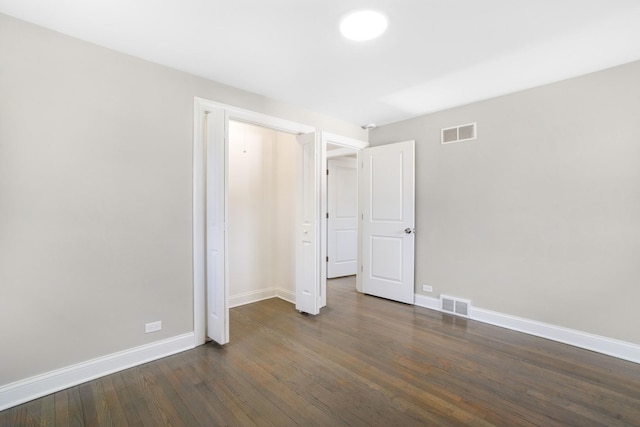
[404,228,415,234]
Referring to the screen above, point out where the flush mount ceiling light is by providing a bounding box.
[340,10,388,41]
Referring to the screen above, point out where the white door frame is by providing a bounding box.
[193,97,315,345]
[320,133,368,299]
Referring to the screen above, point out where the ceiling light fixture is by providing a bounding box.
[340,10,388,41]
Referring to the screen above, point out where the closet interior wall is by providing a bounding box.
[228,121,296,307]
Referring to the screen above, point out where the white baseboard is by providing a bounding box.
[414,294,440,310]
[229,288,277,308]
[229,287,295,308]
[414,293,640,365]
[276,287,295,304]
[472,307,640,364]
[0,333,194,411]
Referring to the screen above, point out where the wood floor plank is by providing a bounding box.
[65,387,85,427]
[114,369,162,427]
[94,373,130,426]
[53,388,71,426]
[2,276,640,426]
[183,351,261,425]
[77,382,98,426]
[35,394,55,426]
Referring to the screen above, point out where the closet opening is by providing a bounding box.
[193,97,368,346]
[227,120,297,310]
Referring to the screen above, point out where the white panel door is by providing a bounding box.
[206,109,229,344]
[361,140,415,304]
[327,157,358,278]
[296,133,321,314]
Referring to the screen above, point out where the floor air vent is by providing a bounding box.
[440,295,471,318]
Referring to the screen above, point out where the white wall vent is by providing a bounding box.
[441,122,477,144]
[440,295,471,318]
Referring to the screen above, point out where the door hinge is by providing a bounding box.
[326,212,329,219]
[326,256,329,262]
[326,169,329,175]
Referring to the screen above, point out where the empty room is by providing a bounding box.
[1,1,640,425]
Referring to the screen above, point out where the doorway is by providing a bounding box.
[326,144,358,281]
[320,135,368,302]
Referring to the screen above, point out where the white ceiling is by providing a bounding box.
[2,0,640,126]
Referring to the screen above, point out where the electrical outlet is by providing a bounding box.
[422,284,433,293]
[145,321,162,333]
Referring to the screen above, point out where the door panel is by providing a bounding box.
[361,140,415,304]
[206,109,228,344]
[371,155,403,221]
[327,157,358,278]
[296,133,320,314]
[370,236,403,281]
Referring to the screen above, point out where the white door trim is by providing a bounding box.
[326,147,357,158]
[193,97,315,345]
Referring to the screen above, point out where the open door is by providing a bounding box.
[206,109,229,344]
[327,157,358,278]
[361,140,415,304]
[295,132,323,314]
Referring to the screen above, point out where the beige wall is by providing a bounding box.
[370,60,640,345]
[0,13,364,385]
[228,122,296,301]
[274,132,297,295]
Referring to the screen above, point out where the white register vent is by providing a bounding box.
[441,123,477,144]
[440,295,471,318]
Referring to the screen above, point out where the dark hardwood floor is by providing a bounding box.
[3,276,640,426]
